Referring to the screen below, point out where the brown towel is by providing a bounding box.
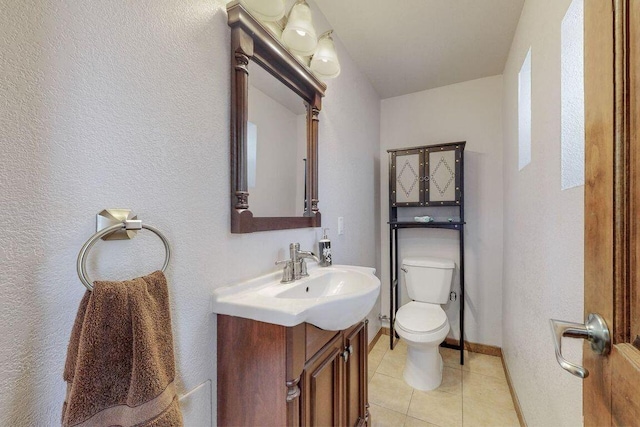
[62,271,183,427]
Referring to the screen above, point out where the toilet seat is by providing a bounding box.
[396,302,447,333]
[394,301,451,391]
[395,302,449,343]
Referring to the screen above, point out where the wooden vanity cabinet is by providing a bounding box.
[217,315,369,427]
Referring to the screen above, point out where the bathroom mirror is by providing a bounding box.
[228,1,326,233]
[247,62,306,217]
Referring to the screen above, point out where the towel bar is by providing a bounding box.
[77,209,171,291]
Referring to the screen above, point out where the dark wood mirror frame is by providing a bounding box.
[228,1,326,233]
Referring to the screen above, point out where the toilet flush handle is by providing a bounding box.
[401,267,408,273]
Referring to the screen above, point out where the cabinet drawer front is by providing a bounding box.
[306,323,340,360]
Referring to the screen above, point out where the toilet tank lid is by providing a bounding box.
[402,257,455,269]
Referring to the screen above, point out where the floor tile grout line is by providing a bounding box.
[370,402,410,423]
[369,347,518,427]
[461,367,508,382]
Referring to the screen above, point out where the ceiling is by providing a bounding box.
[314,0,525,99]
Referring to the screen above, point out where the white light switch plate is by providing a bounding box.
[338,217,344,235]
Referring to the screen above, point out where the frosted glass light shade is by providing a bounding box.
[310,32,340,79]
[282,1,317,56]
[242,0,285,22]
[294,54,311,67]
[262,20,284,40]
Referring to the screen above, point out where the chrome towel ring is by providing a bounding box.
[77,209,171,291]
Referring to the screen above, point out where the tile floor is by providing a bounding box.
[367,338,520,427]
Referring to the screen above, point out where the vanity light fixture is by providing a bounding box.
[240,0,285,22]
[245,0,341,80]
[282,0,317,56]
[262,19,285,39]
[310,30,341,79]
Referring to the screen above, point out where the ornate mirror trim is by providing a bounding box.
[228,1,326,233]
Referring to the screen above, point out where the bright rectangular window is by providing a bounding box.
[518,48,532,170]
[561,0,585,190]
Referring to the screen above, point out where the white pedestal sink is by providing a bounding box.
[211,264,381,331]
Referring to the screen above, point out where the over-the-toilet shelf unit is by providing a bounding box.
[387,141,466,365]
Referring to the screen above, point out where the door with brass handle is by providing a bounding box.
[549,313,610,379]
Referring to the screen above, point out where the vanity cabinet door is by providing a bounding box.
[344,322,369,427]
[302,333,344,427]
[217,316,369,427]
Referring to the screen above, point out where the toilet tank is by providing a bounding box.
[402,257,455,304]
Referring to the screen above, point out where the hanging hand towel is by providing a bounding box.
[62,271,183,427]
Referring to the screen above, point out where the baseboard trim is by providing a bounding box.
[443,338,502,357]
[378,329,501,357]
[501,354,527,427]
[368,329,384,353]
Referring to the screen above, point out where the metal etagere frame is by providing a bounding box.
[387,141,466,365]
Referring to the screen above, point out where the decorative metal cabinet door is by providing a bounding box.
[390,148,425,207]
[425,144,463,205]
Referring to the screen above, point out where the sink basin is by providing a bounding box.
[211,265,380,331]
[269,270,370,299]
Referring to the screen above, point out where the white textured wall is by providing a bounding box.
[502,0,584,425]
[0,1,380,425]
[307,0,383,342]
[380,76,504,347]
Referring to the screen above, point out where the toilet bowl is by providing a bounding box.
[396,257,455,391]
[395,301,450,390]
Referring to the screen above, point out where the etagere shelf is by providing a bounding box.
[387,141,466,365]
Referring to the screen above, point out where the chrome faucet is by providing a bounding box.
[291,243,320,279]
[275,259,294,283]
[276,243,319,283]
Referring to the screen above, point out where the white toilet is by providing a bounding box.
[395,256,455,391]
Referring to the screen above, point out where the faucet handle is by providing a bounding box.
[276,260,294,283]
[299,259,308,277]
